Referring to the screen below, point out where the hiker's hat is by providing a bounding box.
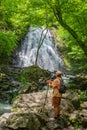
[56,71,62,76]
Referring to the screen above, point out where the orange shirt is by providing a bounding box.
[50,77,62,98]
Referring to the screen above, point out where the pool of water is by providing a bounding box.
[0,103,12,115]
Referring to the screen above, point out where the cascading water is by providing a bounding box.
[16,27,64,72]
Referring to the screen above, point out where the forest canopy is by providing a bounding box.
[0,0,87,73]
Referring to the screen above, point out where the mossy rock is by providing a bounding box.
[19,65,50,84]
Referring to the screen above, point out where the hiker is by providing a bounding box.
[46,71,62,119]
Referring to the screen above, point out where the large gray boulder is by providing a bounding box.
[0,90,87,130]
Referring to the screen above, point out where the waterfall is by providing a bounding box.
[16,27,64,72]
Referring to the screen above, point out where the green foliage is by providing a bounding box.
[52,0,87,73]
[57,0,87,41]
[19,74,27,84]
[57,27,87,73]
[0,0,31,62]
[0,30,17,62]
[20,65,50,84]
[18,65,50,92]
[73,116,81,129]
[26,0,87,73]
[79,91,87,102]
[0,0,87,75]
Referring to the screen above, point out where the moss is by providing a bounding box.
[0,65,51,103]
[11,95,21,104]
[19,65,50,85]
[11,107,18,112]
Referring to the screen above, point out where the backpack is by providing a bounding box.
[59,78,66,93]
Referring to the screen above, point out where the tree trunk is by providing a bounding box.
[51,3,87,56]
[35,28,48,65]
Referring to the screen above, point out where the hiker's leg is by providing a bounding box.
[57,105,60,115]
[57,97,61,115]
[54,105,60,117]
[52,97,61,117]
[54,106,59,117]
[54,97,61,117]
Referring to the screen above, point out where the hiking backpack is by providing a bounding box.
[59,78,66,93]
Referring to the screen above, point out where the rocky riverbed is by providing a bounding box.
[0,65,87,130]
[0,90,87,130]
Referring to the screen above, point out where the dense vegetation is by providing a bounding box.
[0,0,87,74]
[0,1,87,128]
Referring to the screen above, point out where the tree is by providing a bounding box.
[26,0,87,56]
[48,0,87,56]
[35,28,48,65]
[26,0,87,73]
[0,0,87,70]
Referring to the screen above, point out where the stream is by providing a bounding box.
[0,103,12,115]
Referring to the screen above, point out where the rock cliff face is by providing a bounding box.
[0,90,87,130]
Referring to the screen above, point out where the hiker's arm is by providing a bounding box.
[52,79,60,89]
[46,79,57,88]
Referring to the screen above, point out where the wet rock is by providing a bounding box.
[0,90,87,130]
[81,101,87,109]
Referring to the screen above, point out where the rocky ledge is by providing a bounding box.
[0,90,87,130]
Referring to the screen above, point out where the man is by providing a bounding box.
[46,71,62,119]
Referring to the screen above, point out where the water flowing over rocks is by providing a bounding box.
[14,27,65,72]
[0,103,12,115]
[0,90,87,130]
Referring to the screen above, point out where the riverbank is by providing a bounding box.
[0,90,87,130]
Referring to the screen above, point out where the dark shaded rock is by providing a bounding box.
[0,65,51,103]
[68,75,87,90]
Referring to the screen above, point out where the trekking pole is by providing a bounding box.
[42,85,49,112]
[41,73,55,112]
[39,73,55,112]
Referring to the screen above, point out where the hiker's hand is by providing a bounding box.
[46,80,51,83]
[46,80,52,86]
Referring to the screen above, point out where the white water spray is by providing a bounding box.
[17,27,64,72]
